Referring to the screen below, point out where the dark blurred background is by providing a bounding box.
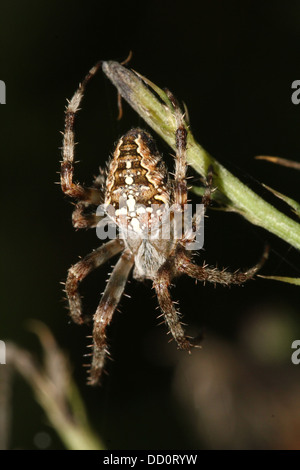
[1,0,300,450]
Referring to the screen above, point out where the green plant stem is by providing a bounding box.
[102,61,300,251]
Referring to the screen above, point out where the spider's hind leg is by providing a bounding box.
[176,245,269,286]
[89,250,134,386]
[153,259,194,352]
[65,239,124,325]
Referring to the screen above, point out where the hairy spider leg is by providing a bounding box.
[65,239,124,325]
[153,258,193,352]
[166,90,188,208]
[71,201,103,229]
[182,165,215,245]
[151,96,193,350]
[61,61,104,204]
[89,250,134,385]
[175,245,269,286]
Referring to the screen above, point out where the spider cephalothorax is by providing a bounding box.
[60,61,267,385]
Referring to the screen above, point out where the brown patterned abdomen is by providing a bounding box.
[105,128,170,209]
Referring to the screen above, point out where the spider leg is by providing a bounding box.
[200,165,214,212]
[169,91,213,210]
[153,259,192,351]
[175,245,269,286]
[72,202,104,229]
[89,250,134,385]
[71,167,108,228]
[165,90,188,207]
[182,166,214,245]
[65,239,124,325]
[61,61,104,204]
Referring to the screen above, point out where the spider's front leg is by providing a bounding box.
[72,202,103,229]
[153,258,193,352]
[89,250,134,386]
[61,61,104,205]
[200,165,214,212]
[182,165,215,247]
[168,92,188,208]
[170,94,214,246]
[175,245,269,286]
[71,170,107,229]
[65,239,123,325]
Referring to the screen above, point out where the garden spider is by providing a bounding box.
[60,61,267,385]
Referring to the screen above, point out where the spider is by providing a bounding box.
[60,61,267,385]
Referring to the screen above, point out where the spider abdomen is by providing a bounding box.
[104,128,171,237]
[105,128,170,210]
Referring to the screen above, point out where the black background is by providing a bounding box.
[1,0,300,450]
